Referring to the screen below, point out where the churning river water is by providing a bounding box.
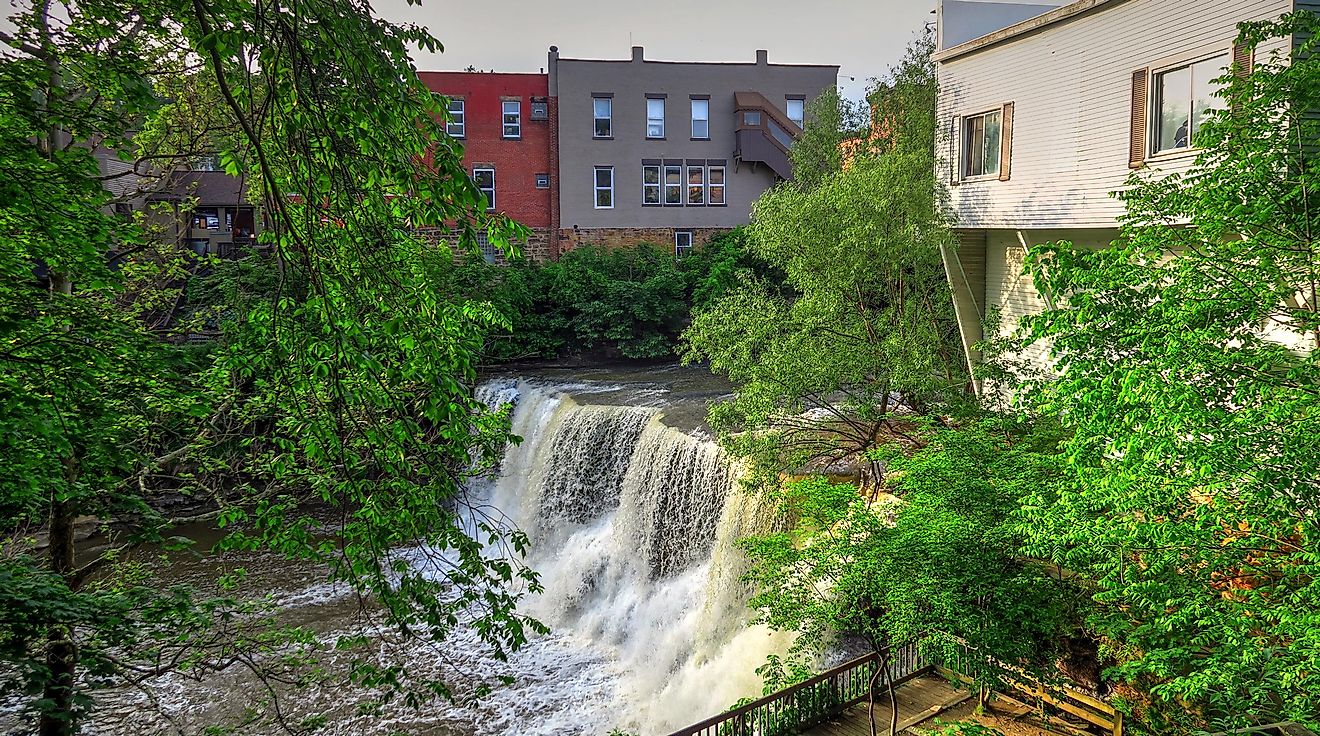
[70,366,790,736]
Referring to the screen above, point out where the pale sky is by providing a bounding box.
[373,0,944,102]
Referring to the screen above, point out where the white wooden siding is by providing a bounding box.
[938,0,1291,230]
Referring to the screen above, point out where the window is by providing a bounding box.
[675,231,693,258]
[502,100,521,139]
[476,232,497,264]
[535,173,550,189]
[194,154,219,171]
[647,97,665,138]
[530,97,549,121]
[962,110,1002,179]
[1152,54,1227,154]
[643,164,661,205]
[664,164,683,205]
[447,98,465,138]
[708,165,725,206]
[191,207,220,230]
[473,168,495,211]
[743,111,762,127]
[691,98,710,139]
[687,165,705,205]
[786,97,805,128]
[593,97,613,138]
[594,166,614,209]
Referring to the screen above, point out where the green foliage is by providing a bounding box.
[929,720,1005,736]
[459,230,772,362]
[1013,14,1320,732]
[0,0,542,731]
[740,421,1080,687]
[790,86,868,192]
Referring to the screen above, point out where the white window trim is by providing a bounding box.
[663,164,683,206]
[960,108,1002,181]
[786,97,805,129]
[647,97,666,139]
[447,98,465,138]
[502,100,521,139]
[1146,47,1231,161]
[594,166,614,209]
[691,98,710,140]
[473,167,495,212]
[593,96,613,138]
[675,231,693,258]
[687,164,706,206]
[643,164,661,206]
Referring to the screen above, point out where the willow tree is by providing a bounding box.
[1015,14,1320,731]
[682,35,968,490]
[0,1,535,733]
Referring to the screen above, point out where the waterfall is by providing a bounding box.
[471,378,791,735]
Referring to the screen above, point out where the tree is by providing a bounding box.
[790,86,868,192]
[682,36,967,491]
[740,420,1080,736]
[1013,13,1320,732]
[0,0,539,733]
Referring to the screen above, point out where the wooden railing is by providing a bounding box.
[661,641,931,736]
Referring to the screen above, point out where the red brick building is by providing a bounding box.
[418,71,555,260]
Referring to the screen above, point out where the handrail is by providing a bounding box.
[662,641,931,736]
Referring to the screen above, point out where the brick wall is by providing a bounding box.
[415,226,552,264]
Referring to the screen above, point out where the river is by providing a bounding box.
[78,365,789,736]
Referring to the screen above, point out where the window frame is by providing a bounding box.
[502,99,521,140]
[646,97,666,139]
[535,173,551,189]
[643,164,662,206]
[675,231,694,259]
[663,164,683,206]
[1148,50,1230,158]
[690,97,710,140]
[473,167,496,212]
[476,232,498,265]
[447,98,466,138]
[708,165,726,207]
[530,96,549,121]
[192,207,221,230]
[593,166,614,209]
[961,109,1002,180]
[786,96,805,129]
[687,164,706,206]
[593,96,613,139]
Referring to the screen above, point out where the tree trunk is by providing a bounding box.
[867,660,881,736]
[39,477,77,736]
[878,649,898,736]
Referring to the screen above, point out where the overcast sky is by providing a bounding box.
[374,0,946,102]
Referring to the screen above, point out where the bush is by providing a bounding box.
[460,229,775,362]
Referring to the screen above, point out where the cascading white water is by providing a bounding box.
[468,377,790,735]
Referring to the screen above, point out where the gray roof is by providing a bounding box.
[148,170,254,205]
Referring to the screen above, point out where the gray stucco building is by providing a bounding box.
[549,45,838,253]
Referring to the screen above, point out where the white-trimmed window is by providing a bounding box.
[594,97,613,138]
[535,173,550,189]
[502,100,521,139]
[708,165,726,206]
[691,98,710,139]
[962,109,1002,179]
[447,98,465,138]
[786,97,805,128]
[594,166,614,209]
[647,97,665,138]
[664,164,683,205]
[473,168,495,211]
[643,164,661,205]
[1152,54,1228,154]
[675,231,693,258]
[687,165,705,205]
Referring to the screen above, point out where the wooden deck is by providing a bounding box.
[801,674,972,736]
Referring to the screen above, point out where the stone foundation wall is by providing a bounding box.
[557,227,732,255]
[414,226,553,264]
